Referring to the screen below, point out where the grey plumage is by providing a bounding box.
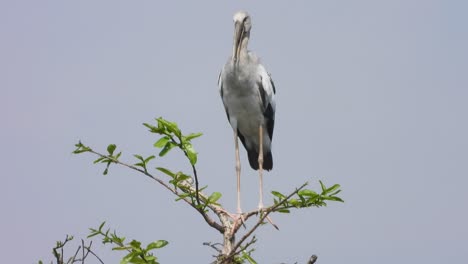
[218,10,277,212]
[218,11,276,170]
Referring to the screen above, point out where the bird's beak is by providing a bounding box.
[232,22,244,64]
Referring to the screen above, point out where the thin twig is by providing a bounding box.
[81,239,85,264]
[167,135,202,205]
[83,244,105,264]
[229,235,257,259]
[53,235,74,264]
[203,242,223,254]
[81,239,86,264]
[81,240,92,262]
[191,163,201,205]
[70,244,81,263]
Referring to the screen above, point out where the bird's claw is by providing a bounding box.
[257,205,279,230]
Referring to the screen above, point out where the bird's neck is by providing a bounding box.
[232,37,250,67]
[239,36,249,58]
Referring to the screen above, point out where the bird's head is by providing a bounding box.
[232,11,252,65]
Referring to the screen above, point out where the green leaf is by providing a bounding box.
[113,246,131,251]
[146,240,169,250]
[271,191,286,200]
[143,122,166,134]
[277,209,290,213]
[242,251,258,264]
[289,198,301,207]
[144,155,155,163]
[134,154,144,162]
[167,122,181,138]
[134,163,144,168]
[159,142,177,157]
[87,232,99,238]
[185,132,203,141]
[121,252,137,264]
[73,141,91,154]
[185,143,198,165]
[326,184,341,195]
[323,196,344,202]
[175,193,190,201]
[298,189,318,197]
[154,137,170,148]
[319,180,327,194]
[145,255,156,262]
[129,240,142,249]
[207,192,222,204]
[93,156,106,164]
[143,123,156,130]
[157,118,181,138]
[99,221,106,231]
[174,173,190,182]
[169,171,191,185]
[156,167,175,177]
[107,144,116,155]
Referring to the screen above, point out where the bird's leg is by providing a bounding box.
[231,130,246,230]
[258,125,279,230]
[234,130,242,215]
[258,125,264,210]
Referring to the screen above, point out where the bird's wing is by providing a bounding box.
[257,64,276,140]
[257,64,276,109]
[218,69,231,122]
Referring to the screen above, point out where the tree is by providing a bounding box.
[40,117,343,264]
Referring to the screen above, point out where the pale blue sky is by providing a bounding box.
[1,1,467,263]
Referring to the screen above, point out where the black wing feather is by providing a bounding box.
[257,77,275,141]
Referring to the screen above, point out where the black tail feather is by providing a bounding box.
[247,149,273,171]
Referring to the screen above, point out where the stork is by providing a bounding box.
[218,11,276,215]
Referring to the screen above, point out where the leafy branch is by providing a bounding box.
[39,223,168,264]
[144,117,202,204]
[71,117,344,263]
[88,222,168,264]
[38,235,104,264]
[73,140,225,234]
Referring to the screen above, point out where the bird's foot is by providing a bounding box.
[257,204,279,230]
[234,208,246,229]
[216,208,246,230]
[265,215,279,230]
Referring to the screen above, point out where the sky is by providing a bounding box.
[1,0,467,263]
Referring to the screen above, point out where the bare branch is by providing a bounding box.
[83,243,105,264]
[203,241,223,254]
[53,235,74,264]
[69,244,81,264]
